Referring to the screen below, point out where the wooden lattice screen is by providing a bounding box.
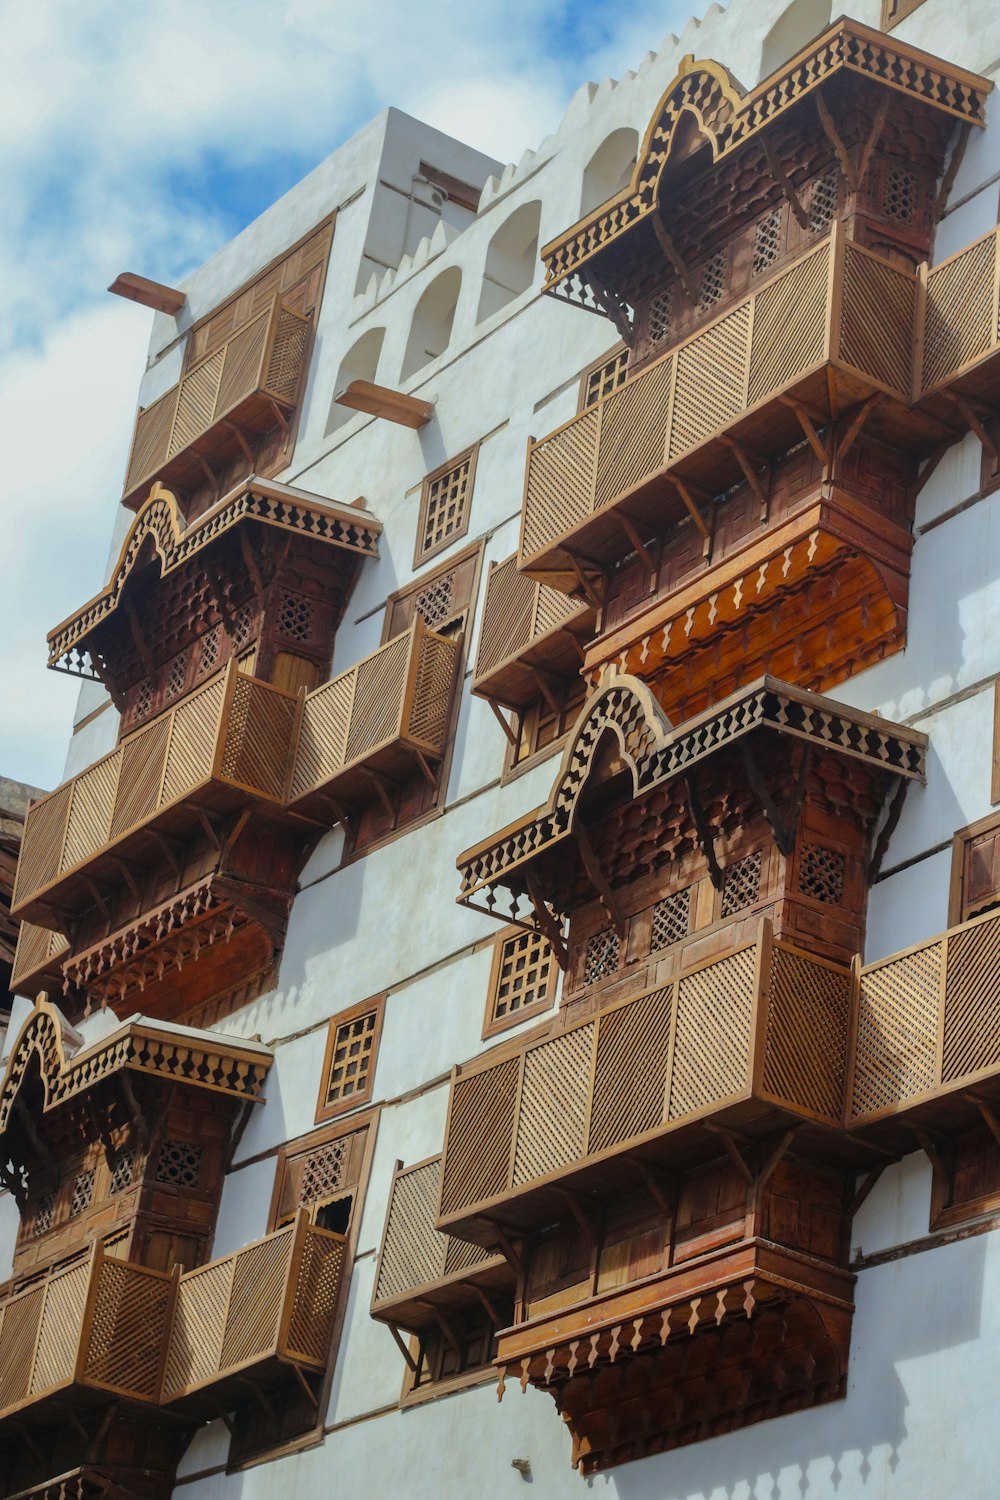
[373,1157,500,1311]
[474,556,587,689]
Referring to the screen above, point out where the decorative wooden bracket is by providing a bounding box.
[359,765,400,826]
[704,1123,755,1185]
[909,1122,951,1178]
[944,392,999,457]
[13,1094,56,1179]
[684,773,724,891]
[106,854,143,906]
[529,664,563,718]
[87,1094,119,1172]
[151,830,184,877]
[564,549,605,611]
[238,526,266,597]
[432,1307,463,1357]
[965,1092,1000,1149]
[388,1322,419,1373]
[669,476,712,545]
[761,139,809,230]
[935,123,971,221]
[613,512,658,583]
[754,1127,800,1192]
[815,89,857,193]
[291,1363,320,1409]
[868,776,908,883]
[120,1071,151,1152]
[524,871,568,969]
[488,700,519,747]
[124,602,156,679]
[222,418,256,468]
[554,1185,602,1245]
[856,95,890,191]
[908,443,952,512]
[491,1224,524,1279]
[626,1155,675,1217]
[584,268,634,346]
[721,438,771,519]
[780,397,828,467]
[473,1285,503,1328]
[849,1166,885,1218]
[576,819,625,938]
[652,214,699,303]
[738,740,806,858]
[835,394,882,464]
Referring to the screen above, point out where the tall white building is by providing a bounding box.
[3,1,1000,1496]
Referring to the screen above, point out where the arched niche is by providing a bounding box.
[758,0,832,81]
[327,327,385,434]
[580,128,639,217]
[401,267,463,382]
[477,201,542,324]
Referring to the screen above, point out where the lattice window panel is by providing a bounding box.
[808,172,838,234]
[33,1193,55,1237]
[232,602,256,651]
[412,573,455,629]
[883,163,917,223]
[696,251,726,312]
[799,843,846,905]
[278,588,314,644]
[300,1139,349,1205]
[70,1168,96,1217]
[648,286,674,344]
[109,1149,136,1196]
[583,926,621,985]
[156,1140,203,1188]
[753,210,782,276]
[164,654,187,702]
[490,930,553,1028]
[133,678,153,720]
[417,450,475,563]
[198,625,222,677]
[720,850,763,918]
[324,1007,380,1109]
[583,347,629,408]
[650,888,691,951]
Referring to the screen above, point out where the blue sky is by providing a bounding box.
[0,0,698,789]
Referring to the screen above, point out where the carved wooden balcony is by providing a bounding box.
[519,227,927,584]
[0,1245,171,1432]
[437,921,851,1247]
[11,664,300,930]
[918,222,1000,417]
[288,617,460,820]
[473,557,594,711]
[495,1237,853,1474]
[371,1156,512,1336]
[847,907,1000,1143]
[122,296,311,510]
[160,1213,344,1416]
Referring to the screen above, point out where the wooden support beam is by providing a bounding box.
[626,1156,674,1217]
[268,399,290,439]
[529,664,562,718]
[704,1123,754,1185]
[195,808,222,852]
[909,1123,949,1178]
[652,214,699,303]
[213,1403,236,1437]
[945,391,999,457]
[151,830,184,877]
[488,699,519,747]
[473,1285,502,1328]
[195,452,219,490]
[82,876,111,921]
[781,397,828,466]
[584,268,634,346]
[564,550,603,611]
[335,380,434,429]
[388,1322,419,1373]
[291,1362,319,1408]
[967,1093,1000,1149]
[108,272,186,315]
[755,1128,800,1192]
[554,1185,601,1245]
[738,740,797,856]
[492,1225,524,1279]
[242,1378,276,1421]
[670,477,711,541]
[868,776,908,884]
[432,1307,463,1357]
[683,773,724,891]
[849,1166,885,1218]
[524,871,569,969]
[936,123,971,221]
[856,95,890,190]
[414,751,439,790]
[835,395,881,464]
[613,511,657,581]
[222,419,255,468]
[87,1093,118,1171]
[761,139,809,229]
[815,89,856,192]
[576,819,625,938]
[358,765,399,824]
[124,603,156,679]
[106,854,143,905]
[721,438,770,516]
[121,1071,151,1151]
[909,443,952,510]
[238,526,266,597]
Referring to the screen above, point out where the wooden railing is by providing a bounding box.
[473,556,593,709]
[10,921,68,996]
[12,663,300,924]
[520,226,917,572]
[437,921,851,1238]
[123,294,311,506]
[161,1214,344,1405]
[372,1156,509,1330]
[0,1247,171,1424]
[289,617,460,812]
[919,223,1000,394]
[848,907,1000,1125]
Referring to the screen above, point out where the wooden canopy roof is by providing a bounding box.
[541,18,991,311]
[0,997,272,1138]
[47,477,382,678]
[456,673,927,939]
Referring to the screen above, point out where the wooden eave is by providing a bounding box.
[0,996,272,1140]
[540,18,991,300]
[48,477,382,677]
[456,674,927,919]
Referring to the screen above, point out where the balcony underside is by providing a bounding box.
[495,1240,853,1474]
[585,492,911,719]
[473,602,593,712]
[373,1257,513,1336]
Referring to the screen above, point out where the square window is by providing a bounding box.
[316,996,386,1122]
[415,447,477,565]
[483,928,554,1039]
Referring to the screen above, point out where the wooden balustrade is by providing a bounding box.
[0,1247,171,1428]
[848,906,1000,1130]
[519,226,919,580]
[371,1156,512,1334]
[437,921,852,1244]
[122,295,311,508]
[472,556,595,710]
[11,664,301,928]
[10,921,68,999]
[161,1213,344,1411]
[289,617,460,817]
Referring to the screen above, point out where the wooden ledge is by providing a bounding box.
[335,380,434,429]
[109,272,186,316]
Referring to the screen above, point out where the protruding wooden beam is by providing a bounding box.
[721,437,770,517]
[238,526,265,597]
[935,123,971,221]
[576,819,625,938]
[563,550,603,611]
[335,380,434,429]
[358,765,399,824]
[524,871,568,969]
[652,214,699,303]
[856,95,890,191]
[835,394,881,464]
[815,89,857,192]
[739,740,799,857]
[528,664,562,718]
[626,1156,675,1217]
[613,512,657,582]
[108,272,186,316]
[781,397,828,467]
[761,139,809,229]
[704,1123,754,1185]
[967,1093,1000,1149]
[473,1285,502,1328]
[670,477,711,542]
[683,772,724,891]
[222,419,255,468]
[388,1322,419,1372]
[488,700,518,747]
[554,1185,601,1244]
[755,1127,800,1191]
[849,1166,885,1217]
[945,391,999,457]
[583,269,634,346]
[868,776,908,883]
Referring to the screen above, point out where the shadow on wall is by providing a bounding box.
[580,1233,989,1499]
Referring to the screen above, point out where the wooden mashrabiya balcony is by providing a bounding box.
[520,226,929,583]
[436,920,851,1248]
[371,1156,512,1337]
[917,221,1000,419]
[11,663,300,930]
[288,616,461,820]
[122,296,311,510]
[473,557,595,711]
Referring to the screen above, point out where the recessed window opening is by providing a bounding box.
[476,201,542,323]
[758,0,832,81]
[581,129,639,217]
[401,267,462,381]
[327,327,385,434]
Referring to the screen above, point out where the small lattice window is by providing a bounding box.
[753,210,782,276]
[799,843,846,905]
[485,929,554,1038]
[156,1140,203,1188]
[650,888,691,952]
[583,926,621,986]
[317,996,385,1122]
[883,163,917,223]
[720,850,763,918]
[300,1138,350,1203]
[696,251,726,313]
[33,1193,55,1237]
[232,602,256,651]
[198,625,222,677]
[581,346,629,409]
[164,654,187,702]
[647,286,673,344]
[413,573,455,630]
[416,447,477,565]
[133,678,153,721]
[278,589,314,643]
[109,1149,136,1196]
[809,172,838,234]
[70,1168,96,1217]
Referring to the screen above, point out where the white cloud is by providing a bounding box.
[0,0,695,788]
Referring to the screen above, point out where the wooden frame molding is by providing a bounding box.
[315,994,386,1123]
[482,927,555,1040]
[414,444,479,568]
